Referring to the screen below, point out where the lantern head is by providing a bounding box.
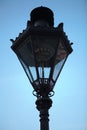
[11,7,73,97]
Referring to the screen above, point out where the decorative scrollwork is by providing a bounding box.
[32,90,55,97]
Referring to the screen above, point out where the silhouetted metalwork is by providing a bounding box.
[11,6,73,130]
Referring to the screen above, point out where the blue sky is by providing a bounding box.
[0,0,87,130]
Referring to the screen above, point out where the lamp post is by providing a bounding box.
[10,6,73,130]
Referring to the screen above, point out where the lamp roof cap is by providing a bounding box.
[30,6,54,27]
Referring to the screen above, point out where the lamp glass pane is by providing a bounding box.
[16,36,38,82]
[53,57,67,81]
[16,36,35,66]
[18,57,34,83]
[44,67,51,78]
[38,66,51,78]
[52,40,68,82]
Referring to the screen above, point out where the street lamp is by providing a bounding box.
[10,6,73,130]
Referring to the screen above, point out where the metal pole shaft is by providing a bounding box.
[40,109,49,130]
[36,97,52,130]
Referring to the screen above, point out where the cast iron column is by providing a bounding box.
[36,97,52,130]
